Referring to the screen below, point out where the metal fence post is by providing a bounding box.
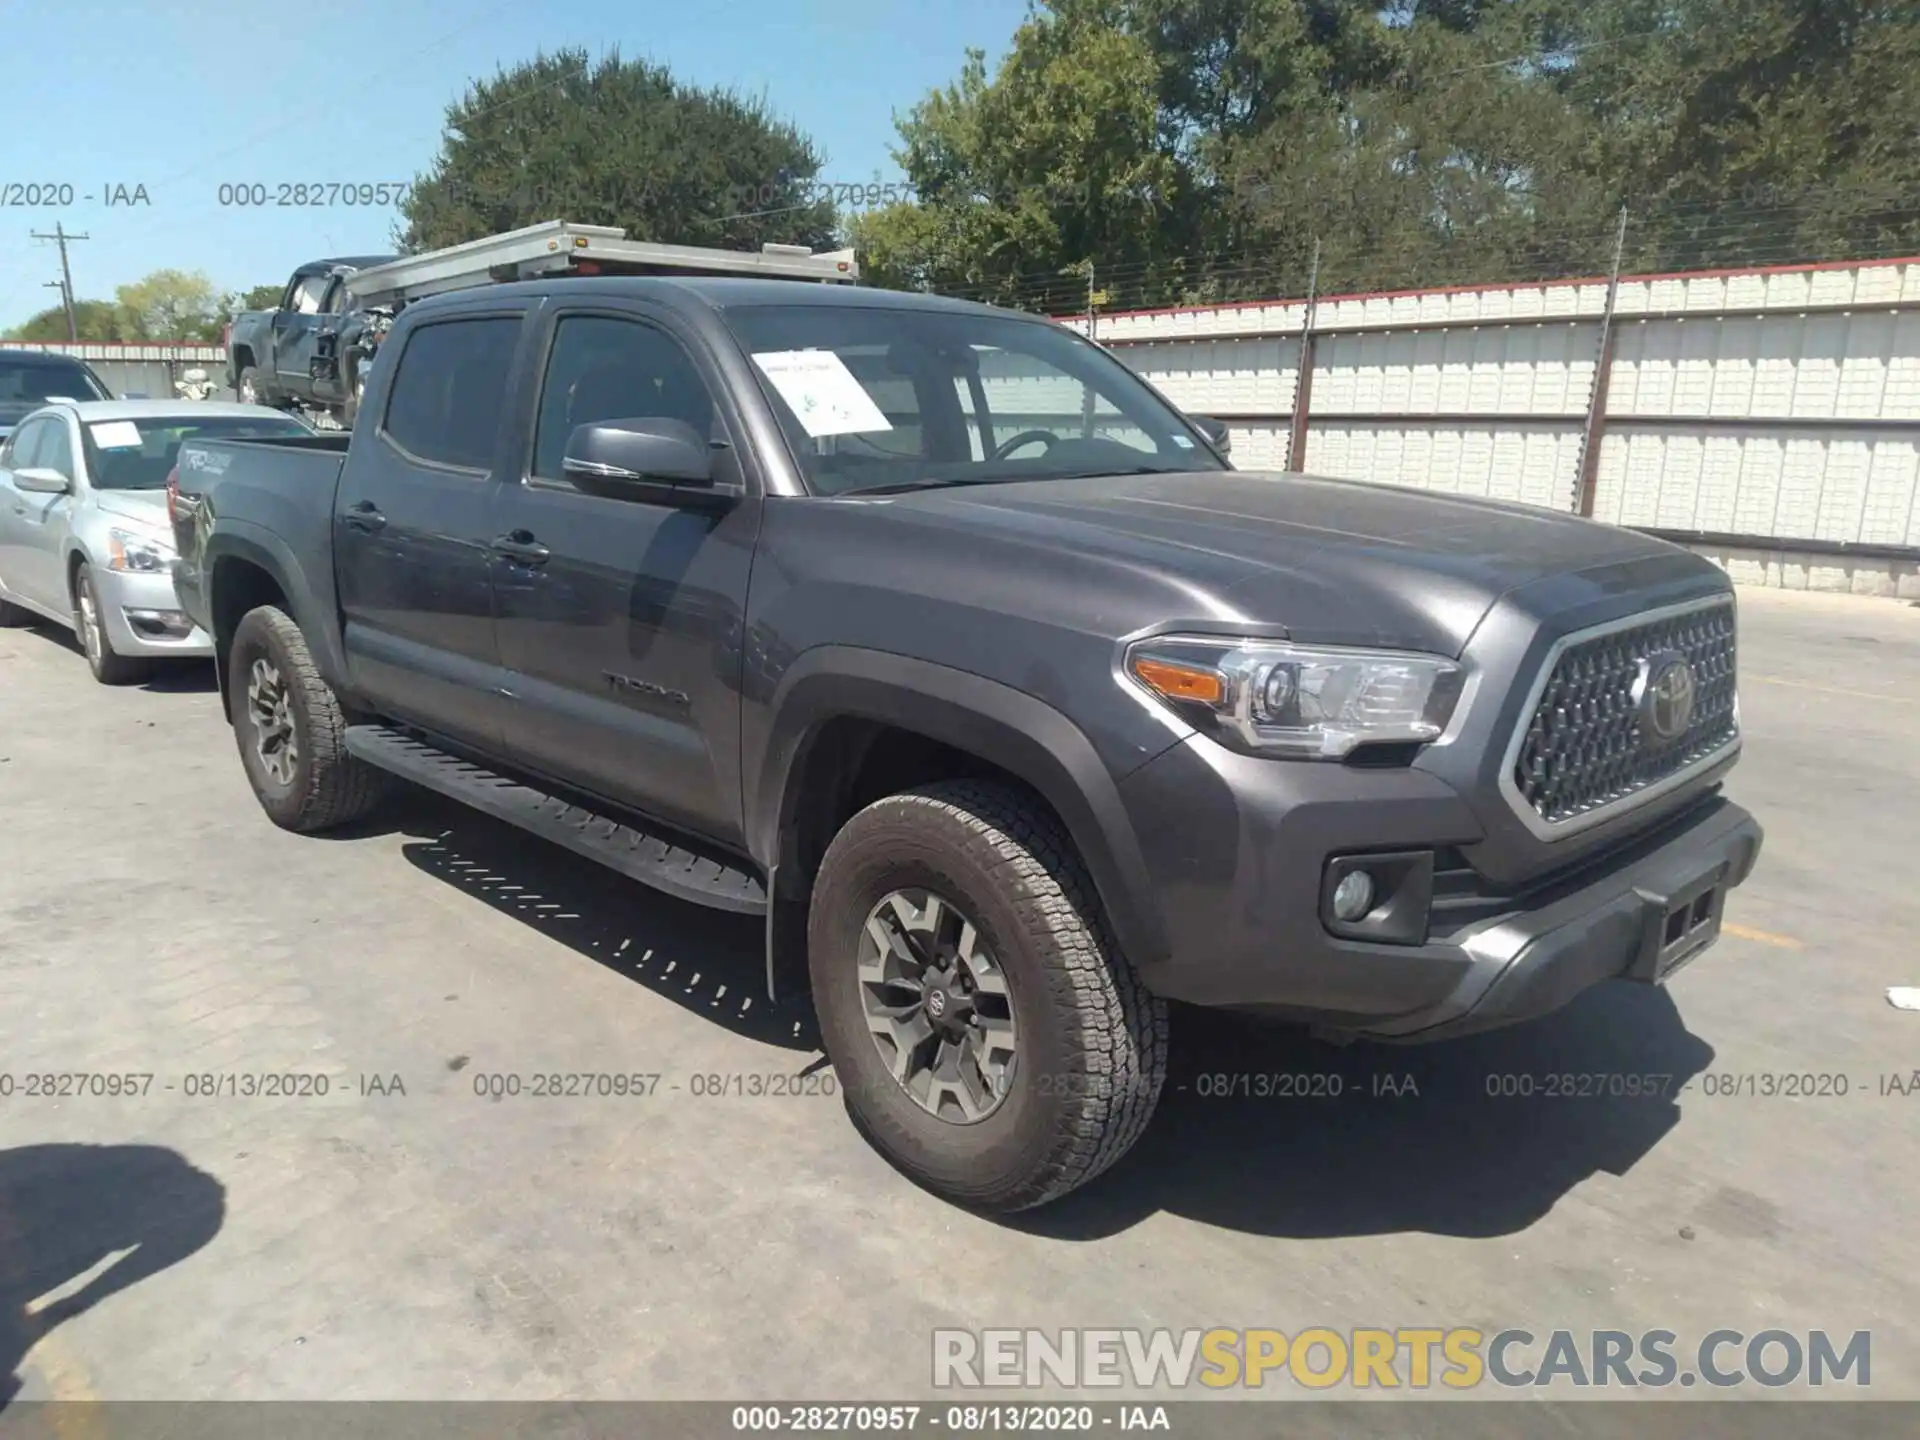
[1288,238,1321,471]
[1575,208,1630,517]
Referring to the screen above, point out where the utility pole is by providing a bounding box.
[31,222,89,341]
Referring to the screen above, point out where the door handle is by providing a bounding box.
[492,530,550,567]
[342,501,386,533]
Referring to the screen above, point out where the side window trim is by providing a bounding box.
[375,310,528,477]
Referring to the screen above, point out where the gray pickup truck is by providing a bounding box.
[169,276,1762,1211]
[225,255,398,422]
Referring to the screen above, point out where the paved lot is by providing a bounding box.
[1,586,1916,1405]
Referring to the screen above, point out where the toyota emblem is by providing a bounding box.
[1636,652,1697,743]
[926,990,947,1018]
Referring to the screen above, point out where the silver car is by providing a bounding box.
[0,400,314,683]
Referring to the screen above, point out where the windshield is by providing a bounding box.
[83,414,312,490]
[0,358,110,404]
[722,303,1224,496]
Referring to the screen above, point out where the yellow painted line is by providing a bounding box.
[1723,921,1804,949]
[1746,673,1906,704]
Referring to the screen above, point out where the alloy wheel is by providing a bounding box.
[246,657,299,787]
[858,889,1019,1123]
[76,579,101,666]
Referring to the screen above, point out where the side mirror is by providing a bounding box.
[562,418,724,504]
[13,466,71,495]
[1188,414,1232,457]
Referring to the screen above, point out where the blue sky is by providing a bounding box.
[0,0,1033,332]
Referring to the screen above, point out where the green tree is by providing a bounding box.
[113,269,225,341]
[399,48,837,254]
[862,0,1920,310]
[215,284,287,331]
[5,299,129,343]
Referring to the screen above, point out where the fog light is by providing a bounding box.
[1331,869,1376,922]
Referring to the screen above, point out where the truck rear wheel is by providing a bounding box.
[808,780,1167,1212]
[228,605,384,832]
[236,365,265,406]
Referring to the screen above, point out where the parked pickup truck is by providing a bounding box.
[225,255,399,423]
[170,276,1762,1211]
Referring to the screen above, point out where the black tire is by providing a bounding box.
[228,605,384,832]
[809,779,1167,1212]
[73,563,149,685]
[236,364,267,407]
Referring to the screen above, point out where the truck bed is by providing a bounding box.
[170,434,353,641]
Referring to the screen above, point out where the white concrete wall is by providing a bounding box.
[1073,259,1920,553]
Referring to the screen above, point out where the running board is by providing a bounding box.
[343,725,768,915]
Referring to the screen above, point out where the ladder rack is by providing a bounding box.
[344,220,858,309]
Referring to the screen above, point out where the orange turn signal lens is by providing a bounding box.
[1130,655,1225,706]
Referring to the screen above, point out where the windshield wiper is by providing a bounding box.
[837,477,1022,497]
[839,465,1198,498]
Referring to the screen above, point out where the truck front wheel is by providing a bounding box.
[808,780,1167,1212]
[228,605,384,832]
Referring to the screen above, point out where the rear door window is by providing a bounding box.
[380,317,522,472]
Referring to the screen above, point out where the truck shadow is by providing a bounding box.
[0,1144,225,1407]
[1011,982,1715,1241]
[347,787,1710,1241]
[376,791,818,1053]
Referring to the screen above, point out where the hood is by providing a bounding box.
[90,489,171,529]
[893,470,1679,655]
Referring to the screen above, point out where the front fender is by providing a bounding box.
[751,645,1171,969]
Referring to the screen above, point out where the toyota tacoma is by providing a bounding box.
[168,277,1763,1211]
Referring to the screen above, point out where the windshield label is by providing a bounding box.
[181,447,230,474]
[751,349,892,438]
[90,420,144,449]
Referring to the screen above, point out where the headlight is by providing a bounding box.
[107,527,174,574]
[1126,634,1468,758]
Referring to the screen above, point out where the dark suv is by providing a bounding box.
[0,351,112,440]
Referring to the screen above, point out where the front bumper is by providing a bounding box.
[93,565,212,657]
[1116,735,1762,1041]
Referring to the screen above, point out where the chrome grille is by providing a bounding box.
[1511,600,1739,827]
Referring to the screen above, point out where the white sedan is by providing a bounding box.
[0,400,313,683]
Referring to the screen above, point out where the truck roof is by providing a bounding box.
[411,274,1040,323]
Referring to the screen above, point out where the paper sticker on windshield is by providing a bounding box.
[751,350,892,438]
[89,420,143,449]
